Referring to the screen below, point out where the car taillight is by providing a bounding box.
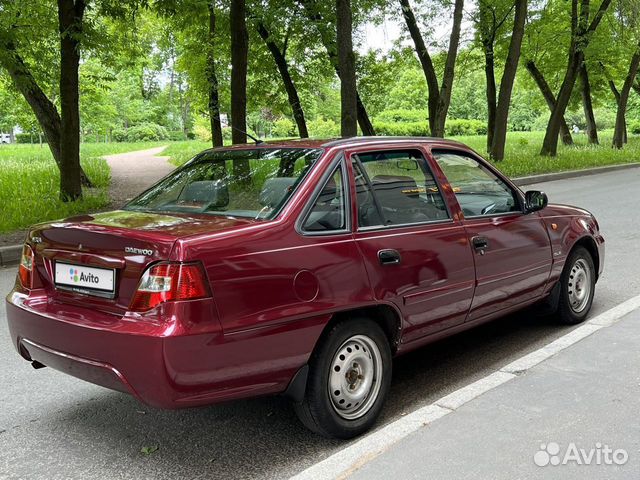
[129,262,211,312]
[18,244,34,289]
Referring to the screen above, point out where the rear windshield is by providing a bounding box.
[125,148,322,219]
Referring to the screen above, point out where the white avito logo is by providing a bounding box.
[534,442,629,467]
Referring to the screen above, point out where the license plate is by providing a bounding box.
[55,262,115,296]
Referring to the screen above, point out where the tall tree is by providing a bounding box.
[540,0,612,156]
[255,20,309,137]
[477,0,512,151]
[230,0,251,180]
[579,64,599,144]
[207,0,224,147]
[336,0,357,137]
[524,60,573,145]
[58,0,85,200]
[488,0,527,160]
[296,0,375,135]
[400,0,465,137]
[0,3,93,198]
[612,42,640,149]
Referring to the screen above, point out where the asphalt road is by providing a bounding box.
[1,168,639,479]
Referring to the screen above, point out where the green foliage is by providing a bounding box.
[628,120,640,135]
[272,118,297,137]
[308,118,339,137]
[373,121,429,136]
[113,123,169,142]
[375,109,426,123]
[15,133,35,144]
[445,119,487,136]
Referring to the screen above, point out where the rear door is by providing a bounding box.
[348,147,476,343]
[431,149,553,321]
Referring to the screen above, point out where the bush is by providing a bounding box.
[272,118,296,137]
[629,120,640,135]
[308,118,339,137]
[111,123,168,142]
[125,123,169,142]
[372,118,486,137]
[15,133,34,144]
[374,109,426,124]
[445,119,487,136]
[168,130,188,141]
[373,121,429,136]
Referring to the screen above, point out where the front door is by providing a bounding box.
[432,149,553,321]
[349,147,476,342]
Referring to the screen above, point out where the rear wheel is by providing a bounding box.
[293,318,392,439]
[555,247,596,324]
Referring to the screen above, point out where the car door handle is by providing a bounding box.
[378,249,401,265]
[471,236,489,250]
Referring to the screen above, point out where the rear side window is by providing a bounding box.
[301,165,347,233]
[353,150,449,227]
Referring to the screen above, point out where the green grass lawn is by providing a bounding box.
[457,130,640,177]
[0,142,163,233]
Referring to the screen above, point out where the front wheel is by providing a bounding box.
[293,318,392,439]
[555,247,596,324]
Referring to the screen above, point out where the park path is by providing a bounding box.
[104,145,174,208]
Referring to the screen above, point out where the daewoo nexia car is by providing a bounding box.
[6,137,604,438]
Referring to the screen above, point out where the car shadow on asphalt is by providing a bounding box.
[41,308,578,479]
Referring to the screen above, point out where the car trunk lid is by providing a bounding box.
[28,210,256,314]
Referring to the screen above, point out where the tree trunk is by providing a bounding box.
[400,0,464,137]
[525,60,573,145]
[256,21,309,138]
[336,0,357,137]
[579,64,598,144]
[490,0,527,161]
[230,0,251,180]
[540,0,612,156]
[207,1,224,147]
[58,0,85,201]
[483,42,497,152]
[296,0,375,135]
[613,46,640,149]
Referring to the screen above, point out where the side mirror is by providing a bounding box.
[524,190,548,213]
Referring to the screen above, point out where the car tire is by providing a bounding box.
[555,246,596,325]
[293,318,392,439]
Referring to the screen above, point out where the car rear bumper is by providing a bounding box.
[6,290,321,409]
[6,292,178,408]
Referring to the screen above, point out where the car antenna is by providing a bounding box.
[230,126,264,145]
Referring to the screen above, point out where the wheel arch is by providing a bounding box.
[283,303,403,403]
[571,235,600,280]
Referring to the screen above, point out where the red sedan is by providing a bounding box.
[6,137,604,438]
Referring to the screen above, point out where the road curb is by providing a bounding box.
[512,162,640,186]
[0,162,638,267]
[0,245,21,268]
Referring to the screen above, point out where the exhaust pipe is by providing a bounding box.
[31,361,46,370]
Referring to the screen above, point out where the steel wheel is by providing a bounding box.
[567,258,592,314]
[328,334,383,420]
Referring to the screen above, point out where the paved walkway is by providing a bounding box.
[344,308,640,480]
[104,146,174,209]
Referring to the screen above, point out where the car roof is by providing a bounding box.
[214,136,469,150]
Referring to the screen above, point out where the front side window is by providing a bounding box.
[125,148,322,219]
[302,165,347,232]
[433,151,519,217]
[354,150,449,227]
